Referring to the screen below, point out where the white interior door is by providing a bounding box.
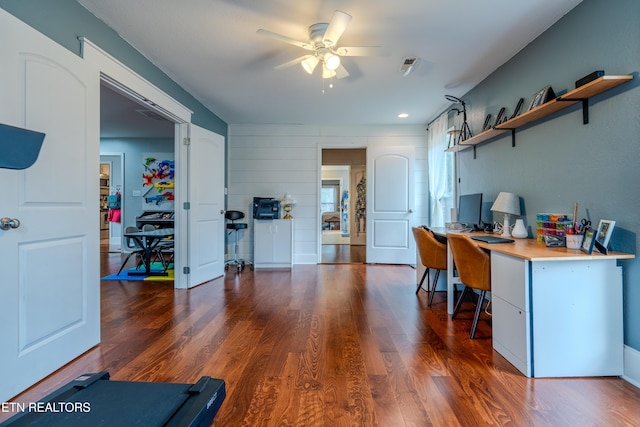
[0,10,100,401]
[187,125,225,287]
[366,145,416,264]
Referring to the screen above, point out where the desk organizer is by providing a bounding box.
[536,213,572,242]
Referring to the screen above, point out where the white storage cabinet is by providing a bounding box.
[253,219,293,269]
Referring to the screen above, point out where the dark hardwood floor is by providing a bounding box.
[3,251,640,426]
[321,244,366,264]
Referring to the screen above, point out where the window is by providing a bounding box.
[321,181,340,213]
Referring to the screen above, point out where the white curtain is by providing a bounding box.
[427,112,454,227]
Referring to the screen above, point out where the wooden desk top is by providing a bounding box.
[431,228,634,262]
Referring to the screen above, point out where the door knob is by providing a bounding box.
[0,217,20,230]
[408,209,413,213]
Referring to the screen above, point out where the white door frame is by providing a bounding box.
[81,38,192,288]
[100,151,125,250]
[316,144,367,263]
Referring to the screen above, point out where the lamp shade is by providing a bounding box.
[322,64,336,79]
[490,192,520,216]
[281,194,296,206]
[491,192,520,238]
[301,56,319,74]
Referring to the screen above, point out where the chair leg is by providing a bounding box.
[117,252,136,275]
[452,286,470,319]
[416,268,429,294]
[428,269,440,307]
[470,290,487,339]
[235,230,242,271]
[225,229,246,272]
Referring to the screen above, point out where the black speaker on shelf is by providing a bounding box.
[575,70,604,88]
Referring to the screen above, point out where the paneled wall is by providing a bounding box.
[228,124,428,264]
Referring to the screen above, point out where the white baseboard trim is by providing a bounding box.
[623,345,640,388]
[294,254,318,265]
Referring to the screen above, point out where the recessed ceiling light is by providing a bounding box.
[398,113,409,118]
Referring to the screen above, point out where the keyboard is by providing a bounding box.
[471,236,515,244]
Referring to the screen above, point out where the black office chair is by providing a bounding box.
[225,210,249,272]
[117,226,148,275]
[142,224,174,271]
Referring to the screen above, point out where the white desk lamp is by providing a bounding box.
[490,192,521,237]
[280,194,296,219]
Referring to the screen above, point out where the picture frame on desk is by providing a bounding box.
[595,219,615,247]
[581,227,598,254]
[595,219,615,254]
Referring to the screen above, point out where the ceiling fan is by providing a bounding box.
[257,10,385,80]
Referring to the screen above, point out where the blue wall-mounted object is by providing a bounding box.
[0,123,45,169]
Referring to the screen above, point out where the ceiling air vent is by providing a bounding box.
[400,57,418,77]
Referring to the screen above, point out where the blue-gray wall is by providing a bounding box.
[442,0,640,350]
[100,138,174,228]
[0,0,227,137]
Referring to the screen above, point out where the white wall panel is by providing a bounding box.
[228,124,427,264]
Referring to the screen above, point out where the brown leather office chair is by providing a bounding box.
[412,226,447,306]
[448,233,491,339]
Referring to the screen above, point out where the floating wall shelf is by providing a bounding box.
[445,75,633,157]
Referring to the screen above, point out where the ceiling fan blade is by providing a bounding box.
[335,46,389,57]
[274,55,314,70]
[335,64,350,79]
[256,29,312,50]
[323,10,351,46]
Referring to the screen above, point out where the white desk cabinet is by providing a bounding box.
[491,252,532,376]
[253,219,293,269]
[492,252,624,378]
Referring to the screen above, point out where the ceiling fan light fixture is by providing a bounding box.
[322,64,336,79]
[301,56,319,74]
[324,53,341,71]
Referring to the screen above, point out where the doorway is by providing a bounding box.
[320,148,366,264]
[100,153,124,253]
[98,82,176,277]
[99,161,110,246]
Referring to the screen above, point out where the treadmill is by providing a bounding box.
[0,372,225,427]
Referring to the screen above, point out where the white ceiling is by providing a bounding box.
[100,83,175,138]
[80,0,583,130]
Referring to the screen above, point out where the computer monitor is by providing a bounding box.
[457,193,483,230]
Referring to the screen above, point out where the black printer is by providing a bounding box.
[253,197,280,219]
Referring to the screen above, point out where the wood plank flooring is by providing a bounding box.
[321,244,366,264]
[3,252,640,426]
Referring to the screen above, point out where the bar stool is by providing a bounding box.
[225,210,249,272]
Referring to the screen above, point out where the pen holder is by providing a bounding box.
[566,233,584,249]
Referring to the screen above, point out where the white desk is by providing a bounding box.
[124,227,174,276]
[432,228,634,377]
